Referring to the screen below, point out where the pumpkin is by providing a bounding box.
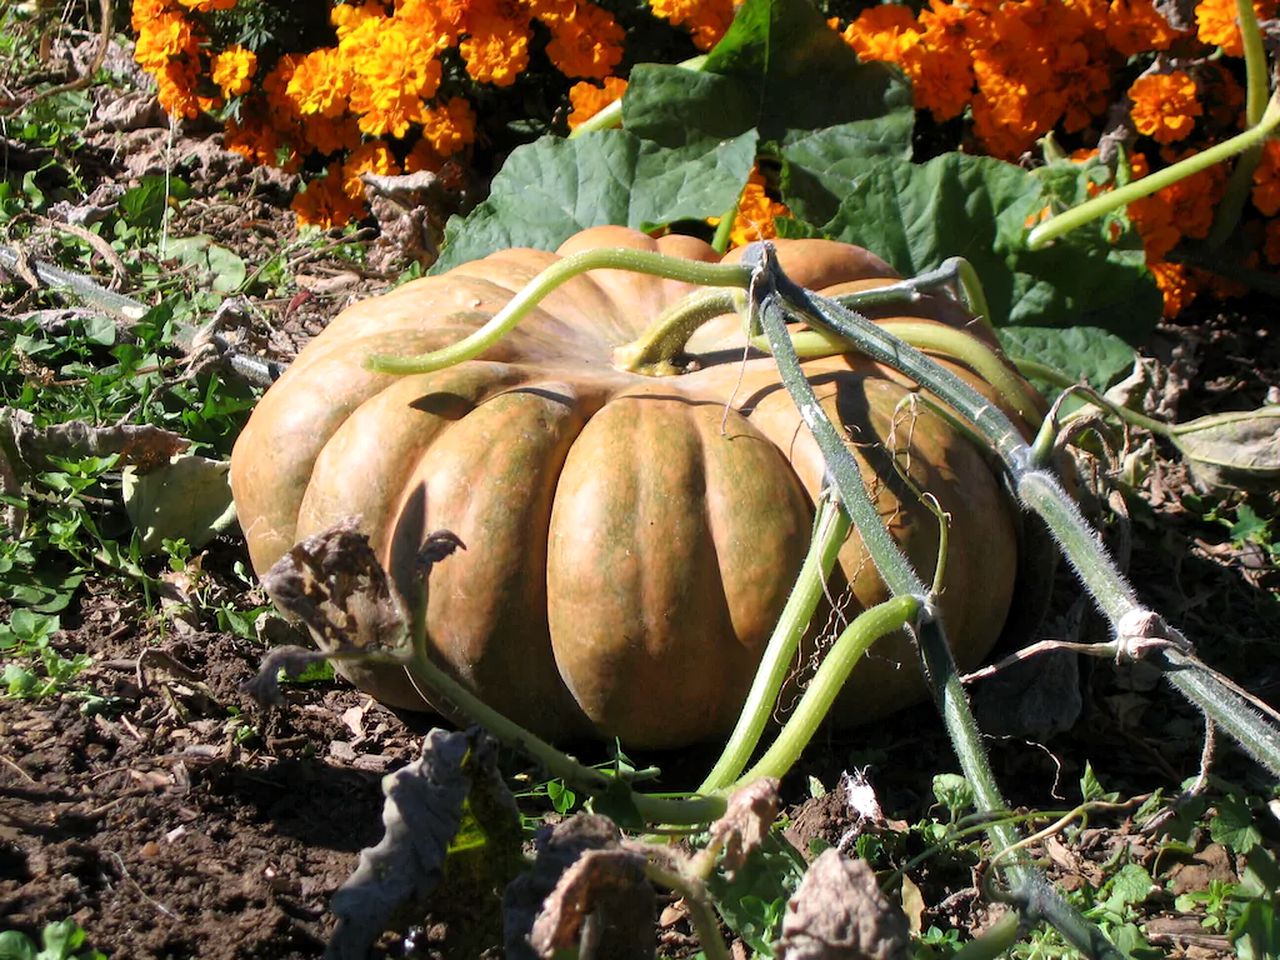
[230,226,1037,749]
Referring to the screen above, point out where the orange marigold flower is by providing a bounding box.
[343,140,400,197]
[567,76,627,130]
[396,0,465,49]
[350,25,442,135]
[917,0,981,48]
[1251,139,1280,216]
[648,0,734,51]
[1128,71,1201,144]
[224,114,282,166]
[1196,0,1276,55]
[293,165,366,229]
[1121,151,1182,260]
[1128,192,1179,260]
[906,41,973,121]
[333,1,389,39]
[131,0,173,31]
[719,169,790,247]
[134,11,198,69]
[358,99,425,138]
[301,115,363,155]
[263,55,302,119]
[405,140,444,174]
[1147,260,1198,318]
[154,60,202,120]
[1154,159,1224,240]
[970,58,1044,159]
[211,45,257,98]
[841,5,920,62]
[458,0,532,85]
[1199,62,1245,127]
[420,97,478,155]
[545,3,625,79]
[287,49,353,119]
[529,0,579,25]
[460,24,530,86]
[1105,0,1187,55]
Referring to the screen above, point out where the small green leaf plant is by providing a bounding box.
[0,920,106,960]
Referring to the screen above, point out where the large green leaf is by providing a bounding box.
[702,0,911,142]
[779,114,915,227]
[621,65,759,147]
[432,130,757,272]
[799,152,1161,341]
[997,326,1136,395]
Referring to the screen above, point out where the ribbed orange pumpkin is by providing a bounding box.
[230,226,1035,748]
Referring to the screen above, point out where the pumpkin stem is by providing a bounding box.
[612,288,740,375]
[734,595,922,786]
[748,247,1130,959]
[758,242,1280,780]
[365,247,753,375]
[747,319,1042,425]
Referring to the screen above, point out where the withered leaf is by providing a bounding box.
[0,405,189,476]
[504,814,626,960]
[1151,0,1195,29]
[1170,406,1280,493]
[775,849,911,960]
[709,777,781,879]
[122,453,236,553]
[262,520,466,658]
[328,727,521,960]
[261,518,412,657]
[527,849,655,960]
[0,440,24,535]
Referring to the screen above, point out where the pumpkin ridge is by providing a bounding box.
[390,375,609,737]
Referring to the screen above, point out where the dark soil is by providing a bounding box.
[0,607,424,958]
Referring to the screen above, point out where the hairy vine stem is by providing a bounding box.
[1027,90,1280,250]
[745,245,1124,959]
[750,246,1280,780]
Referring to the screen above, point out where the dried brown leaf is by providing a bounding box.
[1171,406,1280,493]
[775,849,911,960]
[0,405,189,475]
[528,848,655,960]
[709,777,781,878]
[504,814,626,960]
[260,518,411,657]
[328,727,521,960]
